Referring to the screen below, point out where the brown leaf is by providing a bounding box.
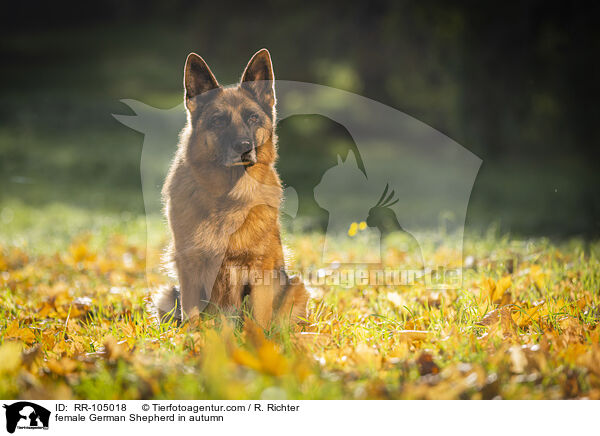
[559,316,584,339]
[476,309,499,327]
[500,306,518,340]
[101,336,128,361]
[21,345,41,369]
[417,352,439,376]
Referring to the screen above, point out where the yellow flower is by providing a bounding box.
[358,221,367,230]
[348,222,358,237]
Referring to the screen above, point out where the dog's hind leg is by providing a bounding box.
[274,273,309,325]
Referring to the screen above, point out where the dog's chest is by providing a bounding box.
[189,206,248,255]
[174,169,281,257]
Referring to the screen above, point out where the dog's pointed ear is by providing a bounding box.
[184,53,219,109]
[241,49,275,111]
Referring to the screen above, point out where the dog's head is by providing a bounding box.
[182,49,276,170]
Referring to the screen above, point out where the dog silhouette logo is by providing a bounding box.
[115,79,481,290]
[3,402,50,433]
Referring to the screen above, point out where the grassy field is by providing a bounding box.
[0,203,599,400]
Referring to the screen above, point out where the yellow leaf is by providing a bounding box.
[4,320,20,337]
[46,357,78,376]
[38,303,54,318]
[0,342,22,373]
[18,327,36,343]
[516,301,545,328]
[353,343,380,369]
[496,276,512,296]
[68,237,96,263]
[395,330,430,342]
[201,330,235,385]
[529,265,547,289]
[232,348,262,371]
[257,341,288,376]
[387,342,410,360]
[482,276,512,304]
[4,320,36,343]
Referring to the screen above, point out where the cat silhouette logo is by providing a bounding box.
[3,402,50,433]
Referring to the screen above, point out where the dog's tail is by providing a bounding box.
[150,285,182,324]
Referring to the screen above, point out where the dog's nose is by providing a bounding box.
[233,139,253,154]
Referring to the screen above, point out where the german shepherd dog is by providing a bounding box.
[153,49,309,327]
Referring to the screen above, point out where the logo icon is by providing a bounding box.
[2,402,50,434]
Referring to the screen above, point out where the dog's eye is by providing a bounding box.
[247,113,260,124]
[210,115,227,128]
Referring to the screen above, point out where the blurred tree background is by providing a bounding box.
[1,0,598,238]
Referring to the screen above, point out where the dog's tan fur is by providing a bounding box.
[154,49,308,327]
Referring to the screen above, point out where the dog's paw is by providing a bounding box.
[150,285,182,324]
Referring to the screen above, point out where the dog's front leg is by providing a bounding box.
[177,262,206,318]
[248,268,280,328]
[249,282,274,328]
[177,255,221,318]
